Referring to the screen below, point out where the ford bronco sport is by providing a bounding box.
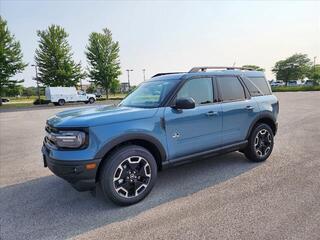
[42,66,279,205]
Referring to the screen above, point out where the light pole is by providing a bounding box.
[31,64,40,102]
[126,69,133,90]
[142,69,146,81]
[314,56,317,81]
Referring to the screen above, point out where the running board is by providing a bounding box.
[162,140,248,169]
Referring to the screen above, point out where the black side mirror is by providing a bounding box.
[173,97,195,109]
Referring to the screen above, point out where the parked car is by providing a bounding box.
[270,81,285,87]
[45,87,96,106]
[95,92,102,98]
[42,66,279,205]
[2,98,10,103]
[304,80,314,86]
[287,80,299,86]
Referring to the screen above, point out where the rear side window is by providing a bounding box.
[241,77,263,96]
[217,76,245,101]
[247,77,271,95]
[177,78,213,105]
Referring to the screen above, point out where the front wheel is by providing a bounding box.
[244,123,274,162]
[100,145,157,206]
[88,97,95,104]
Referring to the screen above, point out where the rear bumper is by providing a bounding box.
[42,145,101,191]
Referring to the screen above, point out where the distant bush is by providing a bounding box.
[272,86,320,92]
[33,99,50,105]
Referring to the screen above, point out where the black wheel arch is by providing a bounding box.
[95,133,167,182]
[246,112,277,140]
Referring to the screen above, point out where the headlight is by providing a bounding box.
[48,131,86,149]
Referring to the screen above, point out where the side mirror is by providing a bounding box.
[173,97,195,109]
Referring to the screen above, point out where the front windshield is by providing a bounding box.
[120,80,177,108]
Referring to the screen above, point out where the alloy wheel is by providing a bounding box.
[113,156,151,198]
[254,129,272,157]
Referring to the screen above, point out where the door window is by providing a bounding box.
[217,76,245,101]
[176,78,214,105]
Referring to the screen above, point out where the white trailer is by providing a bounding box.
[45,87,96,106]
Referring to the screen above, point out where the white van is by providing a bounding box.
[45,87,96,106]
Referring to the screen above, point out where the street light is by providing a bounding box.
[31,64,41,102]
[126,69,133,90]
[142,69,146,81]
[314,56,317,81]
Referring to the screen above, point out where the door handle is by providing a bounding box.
[206,111,218,116]
[245,106,254,110]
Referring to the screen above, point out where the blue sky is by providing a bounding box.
[1,0,319,86]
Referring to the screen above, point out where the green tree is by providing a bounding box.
[0,16,27,105]
[307,64,320,84]
[85,28,121,99]
[242,65,265,71]
[35,25,85,87]
[85,84,96,94]
[272,53,312,86]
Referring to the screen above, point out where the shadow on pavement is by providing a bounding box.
[0,152,259,240]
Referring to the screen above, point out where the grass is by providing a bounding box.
[0,94,125,109]
[0,102,34,109]
[272,85,320,92]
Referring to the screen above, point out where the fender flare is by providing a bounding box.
[94,133,167,162]
[246,112,277,139]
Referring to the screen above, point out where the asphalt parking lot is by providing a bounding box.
[0,92,320,240]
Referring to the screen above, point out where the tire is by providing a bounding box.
[89,97,95,104]
[100,145,157,206]
[244,123,274,162]
[58,99,65,106]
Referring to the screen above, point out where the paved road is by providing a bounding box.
[0,92,319,240]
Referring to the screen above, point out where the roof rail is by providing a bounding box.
[189,66,254,73]
[151,72,185,78]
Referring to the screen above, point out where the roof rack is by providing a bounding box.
[189,66,254,73]
[151,72,185,78]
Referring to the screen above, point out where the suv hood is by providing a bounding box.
[47,105,159,128]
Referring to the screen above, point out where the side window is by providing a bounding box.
[177,78,213,105]
[247,77,271,95]
[217,76,245,101]
[241,77,263,96]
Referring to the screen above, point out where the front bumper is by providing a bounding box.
[42,145,101,191]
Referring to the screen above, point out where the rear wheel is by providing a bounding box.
[58,99,65,106]
[100,145,157,206]
[244,123,274,162]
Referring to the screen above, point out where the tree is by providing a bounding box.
[85,84,96,94]
[35,25,85,87]
[85,28,121,99]
[242,65,265,71]
[272,53,312,86]
[307,64,320,84]
[0,16,27,105]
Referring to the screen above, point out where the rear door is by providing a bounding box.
[217,76,259,145]
[164,77,222,159]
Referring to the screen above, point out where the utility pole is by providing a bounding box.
[126,69,133,90]
[314,56,317,81]
[31,64,40,102]
[142,69,146,81]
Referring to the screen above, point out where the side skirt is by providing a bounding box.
[162,140,248,169]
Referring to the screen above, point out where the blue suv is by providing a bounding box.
[42,66,279,205]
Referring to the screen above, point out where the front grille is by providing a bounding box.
[44,124,58,148]
[45,124,58,134]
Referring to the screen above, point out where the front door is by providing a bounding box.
[164,77,222,159]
